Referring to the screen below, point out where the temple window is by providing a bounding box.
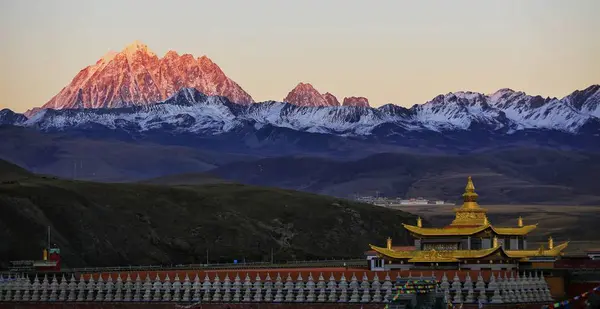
[519,238,525,250]
[471,238,482,250]
[509,237,519,250]
[414,239,422,250]
[482,238,491,249]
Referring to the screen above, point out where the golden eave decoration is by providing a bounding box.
[368,241,569,263]
[402,223,538,236]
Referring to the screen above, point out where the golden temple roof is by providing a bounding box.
[402,223,538,236]
[369,241,569,262]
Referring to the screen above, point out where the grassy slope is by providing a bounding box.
[0,160,416,269]
[141,172,228,185]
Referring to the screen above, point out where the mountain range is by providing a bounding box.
[2,41,598,139]
[3,84,600,139]
[27,41,373,114]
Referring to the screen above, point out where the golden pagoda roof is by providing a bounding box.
[402,223,538,236]
[369,241,569,262]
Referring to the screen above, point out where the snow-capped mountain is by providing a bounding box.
[563,85,600,118]
[36,41,254,114]
[6,85,599,137]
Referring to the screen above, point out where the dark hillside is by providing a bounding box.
[0,160,416,268]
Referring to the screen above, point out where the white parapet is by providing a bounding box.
[0,270,553,304]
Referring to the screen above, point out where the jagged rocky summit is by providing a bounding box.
[35,41,254,114]
[283,82,371,108]
[343,96,370,107]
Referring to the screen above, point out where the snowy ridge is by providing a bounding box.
[412,92,508,131]
[6,85,600,136]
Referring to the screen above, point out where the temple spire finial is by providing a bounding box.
[548,236,554,249]
[451,176,487,226]
[518,216,523,227]
[417,217,422,228]
[461,176,479,209]
[386,237,392,250]
[466,176,475,192]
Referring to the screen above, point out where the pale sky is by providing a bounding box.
[1,0,599,112]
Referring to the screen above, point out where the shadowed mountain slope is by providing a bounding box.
[0,160,416,268]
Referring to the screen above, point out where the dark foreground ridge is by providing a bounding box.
[0,160,416,269]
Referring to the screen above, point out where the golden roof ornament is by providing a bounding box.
[462,176,479,209]
[450,176,488,226]
[538,245,545,255]
[548,236,554,250]
[417,217,422,228]
[518,216,523,227]
[386,237,392,250]
[493,236,498,247]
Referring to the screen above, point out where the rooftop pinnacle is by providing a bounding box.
[461,176,479,209]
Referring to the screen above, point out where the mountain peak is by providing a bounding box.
[198,55,216,67]
[323,92,340,106]
[294,82,316,90]
[489,88,516,97]
[343,96,370,107]
[124,40,149,51]
[164,50,179,58]
[122,40,156,59]
[37,41,254,111]
[284,83,332,107]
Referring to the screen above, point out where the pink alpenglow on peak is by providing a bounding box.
[323,92,341,106]
[342,96,370,107]
[283,83,338,107]
[37,41,254,112]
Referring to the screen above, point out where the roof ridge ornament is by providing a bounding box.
[450,176,488,226]
[461,176,480,209]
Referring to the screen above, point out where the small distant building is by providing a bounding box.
[356,195,447,207]
[587,248,600,260]
[9,230,61,272]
